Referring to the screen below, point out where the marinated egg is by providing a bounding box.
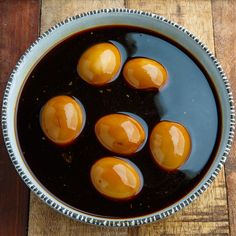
[40,95,85,145]
[77,42,121,86]
[150,121,191,171]
[90,157,143,200]
[95,113,146,155]
[123,58,167,89]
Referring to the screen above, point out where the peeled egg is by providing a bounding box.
[123,58,167,90]
[77,42,121,86]
[40,95,85,145]
[150,121,191,171]
[95,113,146,155]
[90,157,143,200]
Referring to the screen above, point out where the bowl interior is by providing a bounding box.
[2,9,234,226]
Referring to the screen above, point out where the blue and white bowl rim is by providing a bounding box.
[1,8,235,227]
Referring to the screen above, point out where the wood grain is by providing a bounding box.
[28,0,230,235]
[29,170,229,235]
[126,0,229,235]
[29,3,127,236]
[127,0,214,51]
[212,0,236,235]
[0,1,40,236]
[40,0,125,32]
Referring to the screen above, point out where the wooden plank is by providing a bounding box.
[28,0,230,235]
[28,2,127,236]
[40,0,125,32]
[126,0,230,235]
[0,1,40,236]
[29,194,128,236]
[29,171,229,235]
[212,0,236,235]
[127,0,215,51]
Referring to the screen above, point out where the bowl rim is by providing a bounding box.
[1,8,235,227]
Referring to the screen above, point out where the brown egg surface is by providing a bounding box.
[150,121,191,171]
[123,58,167,90]
[95,113,146,155]
[90,157,143,200]
[78,42,121,86]
[40,95,85,145]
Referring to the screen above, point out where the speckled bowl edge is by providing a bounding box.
[1,8,235,227]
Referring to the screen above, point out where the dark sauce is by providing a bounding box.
[17,26,220,218]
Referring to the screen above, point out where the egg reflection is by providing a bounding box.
[40,95,85,145]
[90,157,143,200]
[150,121,191,171]
[77,42,121,86]
[123,58,168,90]
[95,113,146,155]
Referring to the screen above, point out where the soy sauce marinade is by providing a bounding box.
[17,26,220,217]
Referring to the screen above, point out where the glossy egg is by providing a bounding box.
[95,113,146,155]
[150,121,191,171]
[40,95,85,145]
[90,157,143,200]
[77,42,121,86]
[123,58,168,89]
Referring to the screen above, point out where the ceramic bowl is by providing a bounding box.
[2,9,235,227]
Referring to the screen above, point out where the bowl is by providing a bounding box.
[2,8,235,227]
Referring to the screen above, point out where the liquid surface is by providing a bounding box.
[17,26,219,218]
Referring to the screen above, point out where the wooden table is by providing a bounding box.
[0,1,235,235]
